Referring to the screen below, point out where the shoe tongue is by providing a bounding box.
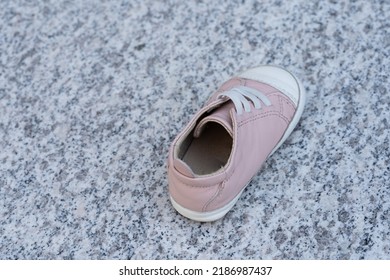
[193,102,234,138]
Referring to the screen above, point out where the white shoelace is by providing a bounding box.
[217,86,271,115]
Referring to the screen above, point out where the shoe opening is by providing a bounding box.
[178,122,232,176]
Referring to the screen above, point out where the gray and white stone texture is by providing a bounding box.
[0,0,389,259]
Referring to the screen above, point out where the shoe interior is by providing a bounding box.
[180,122,232,175]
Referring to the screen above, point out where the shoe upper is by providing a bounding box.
[168,66,302,213]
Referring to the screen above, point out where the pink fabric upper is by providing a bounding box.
[168,77,297,212]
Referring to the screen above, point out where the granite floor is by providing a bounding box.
[0,0,389,259]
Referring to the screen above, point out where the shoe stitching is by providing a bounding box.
[202,180,226,212]
[238,112,290,127]
[204,169,243,212]
[202,166,231,212]
[284,99,295,111]
[269,91,295,112]
[203,164,236,212]
[246,77,297,105]
[283,98,296,121]
[279,95,284,116]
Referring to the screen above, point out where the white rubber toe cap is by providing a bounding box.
[238,65,301,106]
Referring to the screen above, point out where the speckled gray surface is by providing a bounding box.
[1,0,389,259]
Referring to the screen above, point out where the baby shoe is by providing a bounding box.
[167,65,306,221]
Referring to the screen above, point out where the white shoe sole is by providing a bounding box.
[171,66,306,222]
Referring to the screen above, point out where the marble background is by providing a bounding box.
[0,0,389,259]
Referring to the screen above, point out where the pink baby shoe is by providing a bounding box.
[168,65,306,221]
